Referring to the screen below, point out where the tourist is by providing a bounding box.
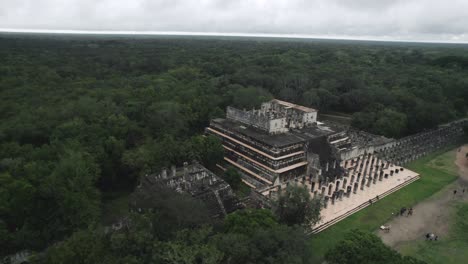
[400,207,407,216]
[408,207,413,216]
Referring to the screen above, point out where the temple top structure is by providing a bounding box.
[226,99,318,134]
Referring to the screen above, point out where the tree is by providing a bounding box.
[200,136,224,168]
[41,150,101,241]
[0,173,34,255]
[189,135,224,168]
[100,136,126,190]
[131,186,212,241]
[351,111,376,131]
[231,86,273,109]
[213,224,311,264]
[372,109,408,138]
[301,89,320,108]
[316,88,339,111]
[223,209,278,235]
[107,213,158,263]
[2,33,468,257]
[157,227,223,264]
[339,89,371,112]
[0,220,11,255]
[224,167,242,190]
[38,229,114,264]
[274,184,322,227]
[146,101,188,136]
[325,230,426,264]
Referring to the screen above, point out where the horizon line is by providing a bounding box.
[1,28,468,44]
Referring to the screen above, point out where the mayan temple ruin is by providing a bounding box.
[206,99,468,232]
[130,161,241,218]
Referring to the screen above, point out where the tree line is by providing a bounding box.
[1,34,463,262]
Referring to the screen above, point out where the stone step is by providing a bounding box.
[213,190,228,216]
[308,175,420,234]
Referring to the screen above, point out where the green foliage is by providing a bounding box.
[132,186,212,241]
[352,108,408,138]
[147,101,188,136]
[223,167,242,190]
[1,35,467,257]
[433,55,468,69]
[189,135,224,168]
[274,184,322,227]
[373,109,408,138]
[214,223,311,264]
[157,227,223,264]
[39,229,113,264]
[325,230,426,264]
[39,214,155,264]
[232,86,273,109]
[223,209,278,235]
[107,214,157,263]
[0,147,101,254]
[34,209,312,264]
[46,150,101,231]
[122,134,223,177]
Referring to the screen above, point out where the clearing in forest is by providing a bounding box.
[378,145,468,264]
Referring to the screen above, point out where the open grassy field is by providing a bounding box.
[427,148,460,176]
[308,147,460,262]
[397,203,468,264]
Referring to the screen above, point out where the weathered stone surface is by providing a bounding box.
[130,161,241,218]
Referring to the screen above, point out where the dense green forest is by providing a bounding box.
[0,34,466,262]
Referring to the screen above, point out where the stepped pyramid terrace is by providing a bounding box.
[206,99,467,232]
[130,161,241,218]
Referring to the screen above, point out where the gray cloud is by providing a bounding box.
[1,0,468,42]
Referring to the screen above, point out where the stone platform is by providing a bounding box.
[310,166,419,234]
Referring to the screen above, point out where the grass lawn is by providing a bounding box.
[308,148,459,262]
[397,203,468,264]
[427,148,459,175]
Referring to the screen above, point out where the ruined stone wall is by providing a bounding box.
[226,106,270,131]
[132,162,241,218]
[226,101,318,134]
[303,111,317,124]
[268,118,288,133]
[226,106,289,134]
[247,118,467,222]
[306,152,321,177]
[377,118,468,165]
[339,146,374,161]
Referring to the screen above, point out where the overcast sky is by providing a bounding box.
[1,0,468,42]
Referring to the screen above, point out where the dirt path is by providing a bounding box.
[378,145,468,248]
